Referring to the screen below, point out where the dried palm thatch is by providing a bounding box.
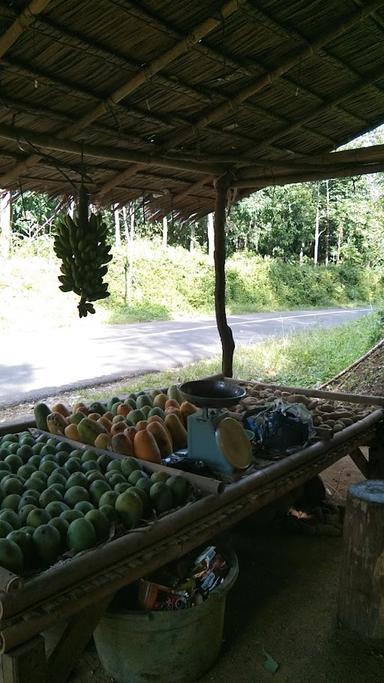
[0,0,384,218]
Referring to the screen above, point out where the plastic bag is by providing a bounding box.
[246,399,315,456]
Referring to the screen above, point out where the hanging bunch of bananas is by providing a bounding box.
[53,186,112,318]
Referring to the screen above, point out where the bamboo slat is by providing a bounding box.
[236,380,384,406]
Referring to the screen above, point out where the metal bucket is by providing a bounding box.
[93,550,238,683]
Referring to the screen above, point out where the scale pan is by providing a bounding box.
[179,379,246,408]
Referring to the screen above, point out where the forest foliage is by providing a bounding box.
[1,127,384,324]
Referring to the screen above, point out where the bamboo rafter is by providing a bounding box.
[0,123,226,175]
[234,162,384,189]
[0,0,52,60]
[159,0,384,152]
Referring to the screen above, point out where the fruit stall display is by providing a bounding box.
[0,428,198,577]
[33,384,196,462]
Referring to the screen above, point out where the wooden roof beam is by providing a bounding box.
[234,161,384,189]
[238,143,384,178]
[0,0,52,60]
[160,0,384,152]
[0,122,225,176]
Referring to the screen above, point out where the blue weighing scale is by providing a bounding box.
[179,379,253,475]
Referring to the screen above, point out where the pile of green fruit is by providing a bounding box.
[0,430,192,575]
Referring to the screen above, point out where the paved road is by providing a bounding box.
[0,307,372,407]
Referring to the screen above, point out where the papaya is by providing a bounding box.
[108,396,121,411]
[89,402,106,415]
[94,433,111,450]
[98,416,112,432]
[165,399,180,410]
[111,433,133,456]
[112,414,126,424]
[111,402,123,416]
[136,393,152,409]
[78,417,107,446]
[148,406,165,419]
[167,384,183,404]
[47,412,68,436]
[141,405,151,418]
[147,415,164,425]
[133,431,161,464]
[110,421,127,436]
[69,411,87,425]
[73,402,88,415]
[124,426,137,443]
[88,412,101,421]
[136,420,148,431]
[64,424,80,441]
[116,403,132,417]
[51,403,71,418]
[180,401,199,421]
[102,411,114,422]
[153,393,167,410]
[164,413,187,450]
[34,402,51,431]
[146,421,173,457]
[127,409,146,425]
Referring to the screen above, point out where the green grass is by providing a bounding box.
[75,312,383,404]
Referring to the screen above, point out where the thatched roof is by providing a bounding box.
[1,0,384,219]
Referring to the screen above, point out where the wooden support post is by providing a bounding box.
[338,480,384,648]
[214,174,235,377]
[0,636,47,683]
[47,596,111,683]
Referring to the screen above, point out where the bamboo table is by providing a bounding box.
[0,385,383,683]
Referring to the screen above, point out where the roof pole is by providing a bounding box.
[214,174,235,378]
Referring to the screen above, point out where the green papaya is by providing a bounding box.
[34,403,51,430]
[148,406,165,419]
[108,396,121,411]
[78,418,106,446]
[136,394,152,409]
[167,385,183,404]
[124,398,137,409]
[89,402,106,415]
[69,411,87,425]
[126,409,146,425]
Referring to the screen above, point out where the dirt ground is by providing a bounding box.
[2,344,384,683]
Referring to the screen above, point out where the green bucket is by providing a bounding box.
[94,550,238,683]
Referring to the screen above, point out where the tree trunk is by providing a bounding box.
[162,216,168,249]
[314,185,320,265]
[336,223,343,264]
[214,175,235,377]
[299,241,304,265]
[325,179,330,266]
[114,205,121,247]
[338,480,384,648]
[190,223,195,253]
[0,190,11,259]
[207,212,214,262]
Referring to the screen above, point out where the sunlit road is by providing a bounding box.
[0,307,372,406]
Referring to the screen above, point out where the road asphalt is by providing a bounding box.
[0,306,372,406]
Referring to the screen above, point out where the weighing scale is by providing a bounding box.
[179,379,253,475]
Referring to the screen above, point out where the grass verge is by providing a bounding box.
[80,312,383,402]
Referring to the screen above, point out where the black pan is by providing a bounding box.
[179,379,246,408]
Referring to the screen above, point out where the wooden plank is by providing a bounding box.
[0,636,47,683]
[349,448,369,478]
[47,597,111,683]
